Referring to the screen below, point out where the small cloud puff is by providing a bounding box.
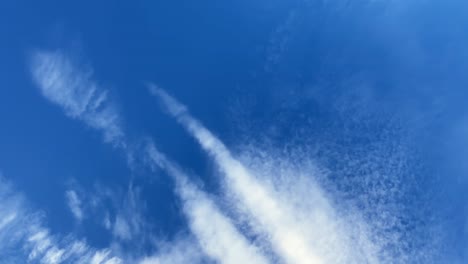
[66,189,84,221]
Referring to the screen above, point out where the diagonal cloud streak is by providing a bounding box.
[65,189,84,222]
[147,143,270,264]
[149,85,328,264]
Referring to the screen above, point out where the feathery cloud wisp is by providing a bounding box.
[66,189,84,222]
[30,50,124,146]
[0,176,122,264]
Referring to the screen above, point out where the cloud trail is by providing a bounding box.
[150,86,330,264]
[147,143,270,264]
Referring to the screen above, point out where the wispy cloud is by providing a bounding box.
[66,189,84,222]
[0,176,122,264]
[30,49,271,264]
[30,50,124,147]
[110,184,150,244]
[149,86,390,264]
[137,236,206,264]
[150,86,325,263]
[66,180,157,257]
[147,144,270,264]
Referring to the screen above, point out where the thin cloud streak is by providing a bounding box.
[147,143,270,264]
[66,189,84,222]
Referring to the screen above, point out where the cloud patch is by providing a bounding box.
[66,189,84,222]
[30,50,124,146]
[0,176,122,264]
[137,236,206,264]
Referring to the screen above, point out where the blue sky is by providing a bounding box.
[2,0,468,263]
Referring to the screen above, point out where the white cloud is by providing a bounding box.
[178,180,270,264]
[29,50,273,264]
[112,215,132,241]
[92,183,150,246]
[150,86,324,263]
[66,189,84,221]
[0,177,122,264]
[149,86,388,264]
[112,185,147,243]
[42,246,65,264]
[90,250,113,264]
[0,212,16,230]
[103,257,123,264]
[138,236,205,264]
[30,50,124,147]
[147,144,270,264]
[63,180,156,260]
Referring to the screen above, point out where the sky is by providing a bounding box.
[2,0,468,263]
